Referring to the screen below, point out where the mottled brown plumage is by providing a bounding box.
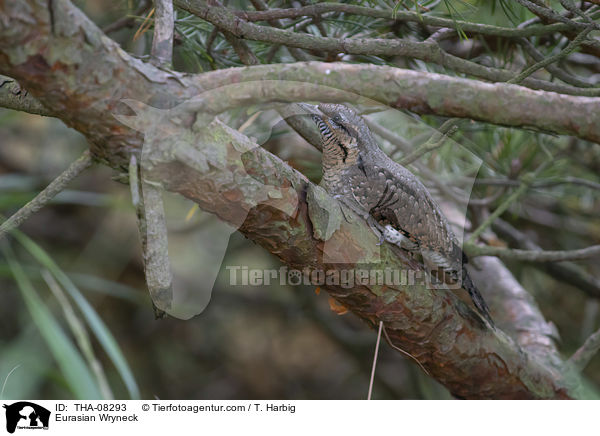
[308,103,494,328]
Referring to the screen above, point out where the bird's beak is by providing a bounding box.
[298,103,324,122]
[296,103,328,126]
[296,103,321,116]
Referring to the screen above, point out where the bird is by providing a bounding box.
[303,103,494,328]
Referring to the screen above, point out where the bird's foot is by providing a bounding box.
[366,217,386,245]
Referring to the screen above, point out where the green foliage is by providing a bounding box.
[13,231,141,400]
[0,225,140,400]
[3,243,103,399]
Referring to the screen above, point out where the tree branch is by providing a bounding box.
[491,218,600,299]
[518,38,596,88]
[0,75,52,116]
[0,2,599,148]
[570,327,600,371]
[176,0,600,97]
[151,0,174,67]
[464,242,600,262]
[0,150,93,238]
[509,25,594,84]
[514,0,600,31]
[234,3,581,38]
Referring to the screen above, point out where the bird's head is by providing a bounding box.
[300,103,364,167]
[313,103,362,143]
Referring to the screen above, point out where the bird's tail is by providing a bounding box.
[461,270,495,329]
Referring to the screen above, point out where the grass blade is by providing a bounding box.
[12,231,141,400]
[3,244,102,399]
[41,270,114,400]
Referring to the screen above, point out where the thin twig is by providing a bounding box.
[535,177,600,191]
[569,326,600,371]
[41,270,114,400]
[0,150,92,239]
[382,325,429,375]
[491,218,600,299]
[472,176,600,191]
[518,37,595,88]
[221,30,260,65]
[514,0,600,31]
[509,25,594,84]
[205,26,218,60]
[398,118,461,165]
[464,242,600,262]
[176,0,600,97]
[468,161,550,243]
[367,321,383,400]
[102,0,151,34]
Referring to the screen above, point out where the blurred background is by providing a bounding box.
[1,0,599,400]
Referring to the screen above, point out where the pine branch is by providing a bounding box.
[0,75,52,116]
[151,0,174,66]
[509,26,594,84]
[102,0,151,34]
[570,327,600,371]
[176,0,600,97]
[464,242,600,262]
[235,3,581,38]
[468,161,550,243]
[491,218,600,299]
[0,150,93,239]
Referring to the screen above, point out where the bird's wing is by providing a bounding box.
[350,163,460,261]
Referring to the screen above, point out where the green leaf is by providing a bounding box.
[12,231,141,400]
[3,244,102,399]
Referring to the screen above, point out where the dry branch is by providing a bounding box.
[0,151,93,238]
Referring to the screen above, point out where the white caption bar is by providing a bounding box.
[0,400,596,435]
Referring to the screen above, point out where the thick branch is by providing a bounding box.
[0,2,599,152]
[133,110,576,398]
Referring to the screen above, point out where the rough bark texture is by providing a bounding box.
[0,0,592,399]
